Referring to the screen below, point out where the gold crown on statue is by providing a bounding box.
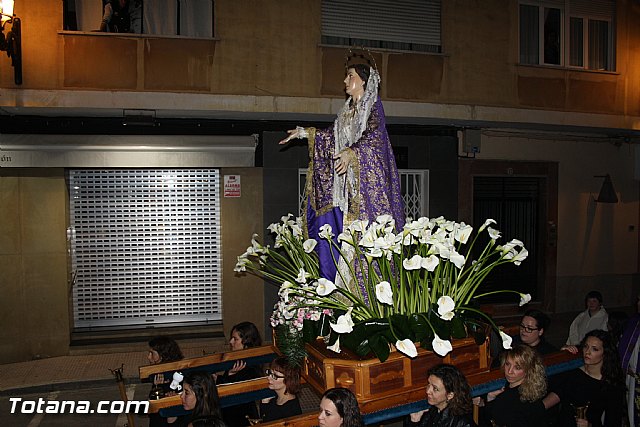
[344,46,379,75]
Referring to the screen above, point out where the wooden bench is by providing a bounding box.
[139,345,278,414]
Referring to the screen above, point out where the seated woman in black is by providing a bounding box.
[147,336,184,427]
[406,363,476,427]
[544,329,625,427]
[474,344,547,427]
[215,321,262,426]
[259,356,302,422]
[169,371,225,427]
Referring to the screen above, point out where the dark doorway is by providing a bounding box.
[458,159,558,311]
[473,176,542,302]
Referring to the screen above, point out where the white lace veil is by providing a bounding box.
[332,66,381,215]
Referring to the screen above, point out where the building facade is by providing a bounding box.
[0,0,638,362]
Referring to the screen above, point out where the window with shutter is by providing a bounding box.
[321,0,441,53]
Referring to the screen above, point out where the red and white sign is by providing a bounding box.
[224,175,241,198]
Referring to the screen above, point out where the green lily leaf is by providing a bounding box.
[358,319,391,335]
[429,312,451,339]
[450,316,467,339]
[369,334,390,362]
[318,313,332,337]
[466,320,490,345]
[421,337,434,352]
[302,319,318,343]
[340,325,371,357]
[389,314,412,339]
[409,313,432,342]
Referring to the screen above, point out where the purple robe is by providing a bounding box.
[304,96,405,299]
[619,314,640,424]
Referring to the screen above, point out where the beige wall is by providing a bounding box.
[220,168,265,340]
[0,167,265,363]
[475,135,639,311]
[0,169,70,363]
[3,0,639,117]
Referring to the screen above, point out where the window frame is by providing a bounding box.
[62,0,215,38]
[518,1,615,72]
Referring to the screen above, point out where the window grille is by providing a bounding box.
[321,0,441,53]
[68,169,222,329]
[298,169,429,220]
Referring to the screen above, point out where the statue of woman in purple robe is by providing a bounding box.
[619,296,640,426]
[279,63,405,303]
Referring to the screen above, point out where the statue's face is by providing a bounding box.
[344,68,364,100]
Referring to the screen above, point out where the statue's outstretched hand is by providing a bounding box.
[279,126,308,145]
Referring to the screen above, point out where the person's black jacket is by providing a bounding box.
[405,406,477,427]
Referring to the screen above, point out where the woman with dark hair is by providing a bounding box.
[259,356,302,422]
[545,329,625,427]
[407,364,476,427]
[280,60,405,298]
[216,321,262,426]
[169,371,225,427]
[148,336,184,365]
[228,321,262,351]
[474,344,547,426]
[147,336,184,427]
[318,387,364,427]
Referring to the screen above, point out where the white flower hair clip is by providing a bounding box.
[169,371,184,391]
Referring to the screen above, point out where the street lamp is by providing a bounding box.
[0,0,21,85]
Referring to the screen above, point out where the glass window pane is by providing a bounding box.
[543,8,561,65]
[589,20,609,70]
[520,4,539,64]
[569,17,584,67]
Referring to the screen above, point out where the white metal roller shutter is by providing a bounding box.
[322,0,441,48]
[69,169,222,329]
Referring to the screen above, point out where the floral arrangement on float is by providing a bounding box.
[235,214,530,363]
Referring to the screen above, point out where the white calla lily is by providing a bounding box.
[375,281,394,305]
[327,337,341,354]
[449,251,466,269]
[403,254,422,270]
[395,339,418,358]
[421,255,439,272]
[349,220,369,233]
[330,308,354,334]
[432,335,453,356]
[479,218,497,232]
[302,239,317,253]
[512,248,529,266]
[319,224,334,239]
[337,232,354,244]
[519,293,532,306]
[437,296,456,320]
[487,227,501,240]
[454,224,473,244]
[295,268,308,284]
[316,278,337,296]
[500,331,513,349]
